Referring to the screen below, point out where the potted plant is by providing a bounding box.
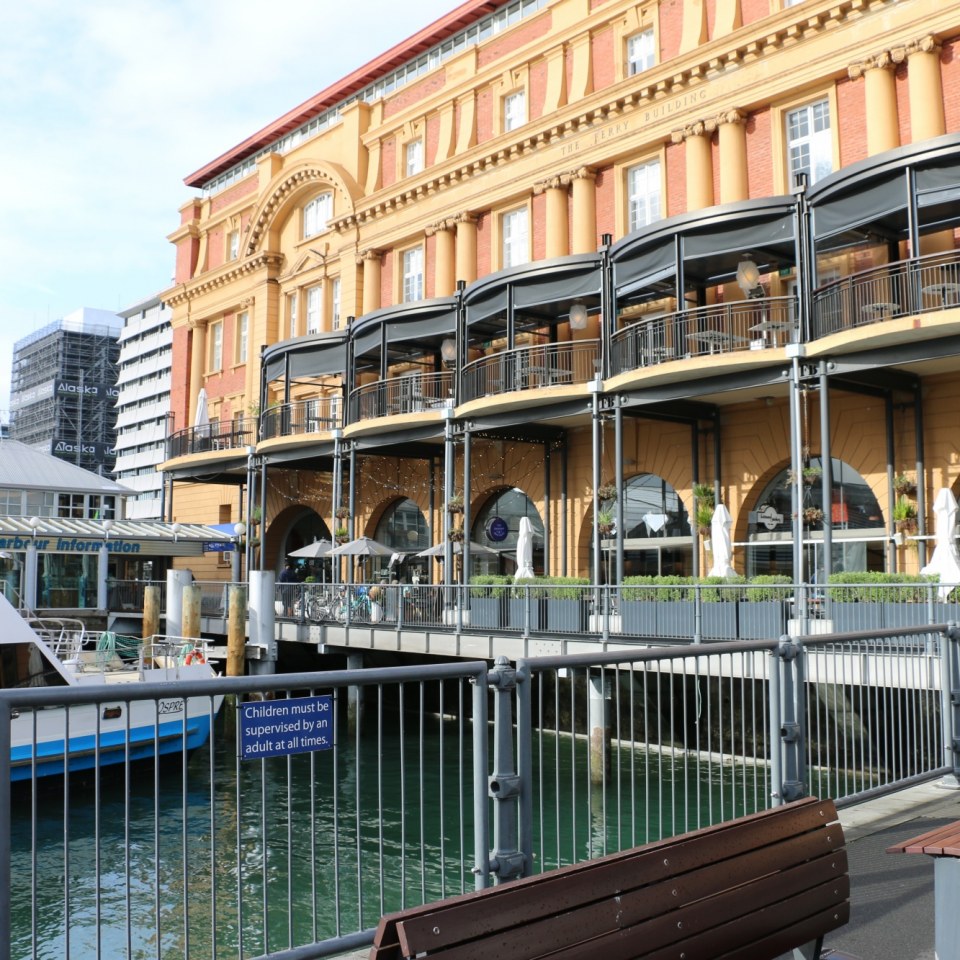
[893,496,918,534]
[802,466,822,485]
[893,473,916,496]
[802,506,824,526]
[447,492,464,514]
[597,509,615,535]
[469,575,508,629]
[251,505,262,526]
[448,526,465,542]
[334,505,350,521]
[695,503,714,537]
[543,576,590,631]
[596,482,618,502]
[334,526,349,539]
[738,575,791,640]
[692,482,715,507]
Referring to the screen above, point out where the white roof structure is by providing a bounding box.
[0,439,129,494]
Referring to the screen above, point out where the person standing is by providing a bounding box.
[279,563,298,617]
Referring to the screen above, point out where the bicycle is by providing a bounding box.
[305,588,336,621]
[333,586,371,623]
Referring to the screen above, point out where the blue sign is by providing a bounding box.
[204,542,236,552]
[487,516,509,542]
[239,695,333,759]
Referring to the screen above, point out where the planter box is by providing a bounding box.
[657,601,695,639]
[621,601,658,637]
[737,601,787,640]
[829,604,885,633]
[546,598,586,633]
[699,603,738,640]
[468,597,501,630]
[507,597,540,631]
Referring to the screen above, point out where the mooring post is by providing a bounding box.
[142,584,160,641]
[347,653,364,736]
[589,671,612,784]
[226,585,246,677]
[182,583,201,641]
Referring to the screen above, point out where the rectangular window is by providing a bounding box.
[405,139,424,176]
[210,321,223,371]
[331,277,341,329]
[236,311,248,363]
[627,29,654,75]
[228,230,240,260]
[288,294,298,339]
[303,193,333,238]
[306,285,323,333]
[503,90,526,132]
[403,247,424,302]
[786,99,832,186]
[502,208,529,268]
[627,159,662,232]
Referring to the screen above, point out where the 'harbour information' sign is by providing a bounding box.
[239,695,333,759]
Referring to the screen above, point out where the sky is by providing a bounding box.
[0,0,458,420]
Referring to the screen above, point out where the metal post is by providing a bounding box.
[443,412,454,604]
[245,446,256,579]
[768,643,784,807]
[916,382,927,569]
[332,431,343,585]
[474,663,492,888]
[942,625,960,788]
[614,401,624,586]
[487,657,523,883]
[543,441,551,577]
[777,637,805,802]
[886,394,896,573]
[788,352,806,625]
[819,361,833,587]
[590,381,602,590]
[0,703,10,960]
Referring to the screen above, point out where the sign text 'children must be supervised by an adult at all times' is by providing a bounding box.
[239,695,333,759]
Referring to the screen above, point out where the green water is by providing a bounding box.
[11,707,762,960]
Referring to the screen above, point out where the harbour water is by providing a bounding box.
[12,705,759,960]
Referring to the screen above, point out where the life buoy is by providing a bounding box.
[184,650,206,665]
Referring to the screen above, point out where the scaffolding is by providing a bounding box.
[10,320,120,476]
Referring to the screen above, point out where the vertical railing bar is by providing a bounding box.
[235,699,245,957]
[569,668,577,863]
[378,683,387,914]
[419,681,426,903]
[260,741,269,954]
[95,705,102,960]
[553,670,560,870]
[439,679,446,901]
[181,696,191,958]
[308,691,318,947]
[286,731,294,948]
[629,663,637,848]
[354,679,364,931]
[206,695,217,960]
[472,665,489,890]
[331,686,341,937]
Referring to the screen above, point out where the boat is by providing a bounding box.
[1,593,224,781]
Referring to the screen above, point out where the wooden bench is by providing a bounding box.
[888,817,960,959]
[371,796,851,960]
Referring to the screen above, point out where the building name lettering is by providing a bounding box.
[54,440,97,455]
[642,88,709,123]
[0,536,140,554]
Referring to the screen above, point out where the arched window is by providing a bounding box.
[595,473,692,579]
[303,192,333,239]
[746,457,885,579]
[374,498,430,580]
[472,488,543,576]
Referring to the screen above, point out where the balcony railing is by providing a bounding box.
[349,370,454,422]
[810,249,960,339]
[260,397,341,440]
[166,416,257,458]
[610,298,796,376]
[460,339,600,403]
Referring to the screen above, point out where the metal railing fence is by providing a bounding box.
[3,628,957,959]
[275,581,960,643]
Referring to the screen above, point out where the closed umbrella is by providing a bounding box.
[921,487,960,599]
[194,388,209,430]
[708,503,736,578]
[514,517,535,580]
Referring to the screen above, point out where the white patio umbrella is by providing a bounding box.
[921,487,960,599]
[514,517,535,580]
[707,503,737,578]
[194,388,209,430]
[287,539,333,559]
[328,536,394,557]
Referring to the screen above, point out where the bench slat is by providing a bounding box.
[416,853,847,960]
[887,819,960,856]
[396,799,838,955]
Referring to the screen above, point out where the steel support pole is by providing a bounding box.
[615,402,624,585]
[819,361,832,584]
[488,657,523,883]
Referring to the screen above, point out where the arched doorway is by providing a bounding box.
[374,498,430,582]
[279,508,332,580]
[591,473,693,581]
[745,457,885,579]
[471,488,544,576]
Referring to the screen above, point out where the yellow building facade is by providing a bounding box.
[161,0,960,588]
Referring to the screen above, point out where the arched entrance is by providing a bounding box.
[745,457,885,579]
[471,488,544,576]
[374,498,430,582]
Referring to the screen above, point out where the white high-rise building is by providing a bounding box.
[113,295,172,520]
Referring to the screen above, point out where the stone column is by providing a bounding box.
[716,110,749,204]
[188,318,206,425]
[454,213,478,285]
[672,121,714,212]
[898,36,945,143]
[429,221,456,297]
[848,53,900,155]
[534,176,569,259]
[360,249,382,316]
[570,167,597,255]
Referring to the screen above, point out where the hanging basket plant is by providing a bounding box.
[447,492,464,514]
[448,526,465,542]
[334,526,349,539]
[893,495,918,534]
[802,506,824,526]
[692,482,715,507]
[802,466,823,485]
[597,483,618,502]
[251,505,262,526]
[695,503,714,537]
[597,509,615,535]
[334,505,350,520]
[892,473,916,497]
